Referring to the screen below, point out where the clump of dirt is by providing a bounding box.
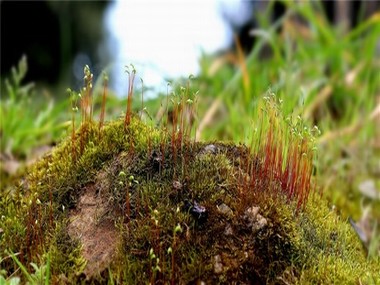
[68,183,118,279]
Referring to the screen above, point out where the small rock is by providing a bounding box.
[184,200,208,224]
[244,206,267,232]
[213,255,223,274]
[252,214,267,232]
[224,224,233,236]
[198,144,219,156]
[172,180,182,190]
[217,203,233,216]
[244,206,260,220]
[203,144,217,154]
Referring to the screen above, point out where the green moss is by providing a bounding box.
[1,114,377,284]
[49,221,86,279]
[297,195,380,284]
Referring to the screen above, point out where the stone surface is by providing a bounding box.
[224,223,234,236]
[243,206,267,233]
[213,255,223,274]
[217,203,233,216]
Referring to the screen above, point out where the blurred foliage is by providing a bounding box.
[190,2,380,143]
[0,56,68,159]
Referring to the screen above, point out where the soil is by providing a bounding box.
[68,184,118,279]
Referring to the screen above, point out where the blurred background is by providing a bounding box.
[1,0,380,257]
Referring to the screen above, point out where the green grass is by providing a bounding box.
[0,56,69,160]
[190,2,380,142]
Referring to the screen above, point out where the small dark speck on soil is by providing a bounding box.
[184,200,208,224]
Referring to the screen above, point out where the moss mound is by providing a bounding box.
[1,115,379,284]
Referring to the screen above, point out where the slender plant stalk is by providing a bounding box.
[125,65,136,128]
[99,73,108,136]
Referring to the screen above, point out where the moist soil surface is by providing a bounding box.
[68,184,118,279]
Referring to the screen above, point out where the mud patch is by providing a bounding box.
[68,184,118,279]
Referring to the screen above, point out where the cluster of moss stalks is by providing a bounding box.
[1,67,379,284]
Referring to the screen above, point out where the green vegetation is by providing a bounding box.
[0,56,68,190]
[190,2,380,233]
[0,56,68,159]
[1,1,379,283]
[1,67,379,282]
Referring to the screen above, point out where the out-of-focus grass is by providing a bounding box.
[0,56,70,160]
[193,2,379,142]
[0,55,70,187]
[0,58,126,186]
[0,57,72,189]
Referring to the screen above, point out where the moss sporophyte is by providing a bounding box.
[0,66,378,284]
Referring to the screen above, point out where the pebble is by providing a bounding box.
[244,206,267,232]
[217,203,233,216]
[213,255,223,274]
